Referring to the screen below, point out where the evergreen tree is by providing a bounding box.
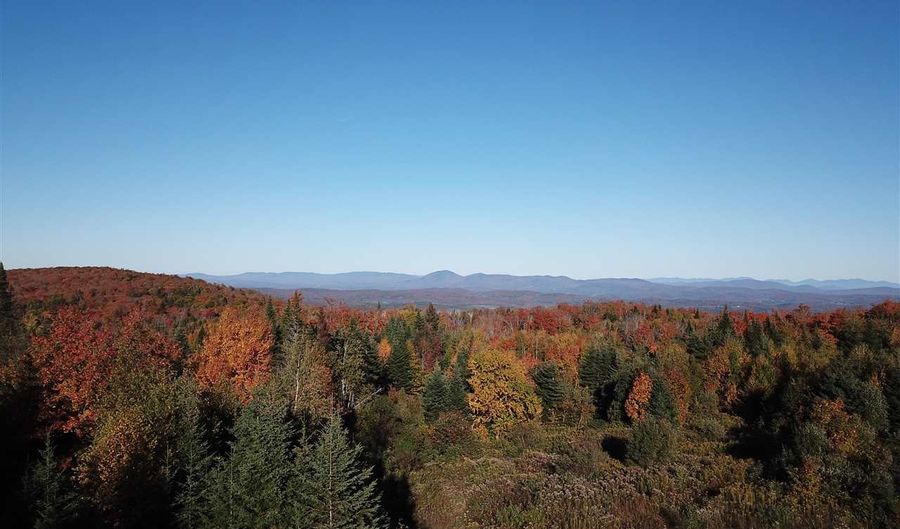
[0,261,27,381]
[172,382,214,529]
[288,414,385,529]
[276,318,332,428]
[763,316,784,347]
[25,436,78,529]
[627,417,676,467]
[710,307,734,348]
[202,392,292,529]
[333,320,381,410]
[0,262,39,528]
[745,318,768,358]
[578,344,617,392]
[531,362,566,411]
[579,344,619,418]
[0,262,15,333]
[422,370,450,422]
[446,373,469,414]
[683,321,711,361]
[265,298,282,364]
[648,376,677,423]
[385,340,415,391]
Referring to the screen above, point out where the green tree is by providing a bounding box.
[333,320,381,411]
[384,318,418,391]
[648,376,677,423]
[172,381,213,529]
[385,340,415,391]
[710,307,734,348]
[578,343,618,418]
[288,414,385,529]
[25,436,78,529]
[447,372,469,414]
[578,344,617,392]
[531,362,566,411]
[0,262,39,528]
[627,417,676,467]
[422,370,451,422]
[276,322,332,428]
[203,392,292,529]
[744,318,768,358]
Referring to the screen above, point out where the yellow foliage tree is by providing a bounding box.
[467,348,542,436]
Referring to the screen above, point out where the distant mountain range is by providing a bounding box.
[186,271,900,311]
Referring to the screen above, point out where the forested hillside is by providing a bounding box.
[1,266,899,528]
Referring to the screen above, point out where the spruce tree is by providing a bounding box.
[578,344,618,419]
[578,344,617,392]
[745,318,768,358]
[711,307,734,348]
[422,370,450,422]
[172,382,213,529]
[0,261,25,375]
[648,376,677,423]
[385,340,414,391]
[1,261,39,528]
[531,362,566,411]
[0,262,15,331]
[288,414,385,529]
[25,436,78,529]
[202,392,292,529]
[447,373,469,414]
[333,320,381,410]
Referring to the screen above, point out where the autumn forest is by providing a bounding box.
[1,265,898,529]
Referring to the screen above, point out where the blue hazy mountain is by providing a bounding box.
[186,271,899,310]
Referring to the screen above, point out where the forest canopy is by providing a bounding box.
[1,266,899,529]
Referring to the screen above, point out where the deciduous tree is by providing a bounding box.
[467,348,542,436]
[195,306,274,402]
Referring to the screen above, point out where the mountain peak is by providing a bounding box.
[423,270,462,279]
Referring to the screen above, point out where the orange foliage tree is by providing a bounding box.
[624,372,653,423]
[195,306,274,402]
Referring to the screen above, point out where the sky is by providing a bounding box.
[1,1,898,281]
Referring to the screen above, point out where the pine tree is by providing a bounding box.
[277,324,332,427]
[745,318,768,358]
[333,320,381,411]
[1,262,39,528]
[531,362,566,411]
[578,344,617,391]
[0,261,25,376]
[648,376,677,423]
[25,436,78,529]
[288,414,385,529]
[0,262,15,331]
[172,381,213,529]
[578,344,619,419]
[385,340,414,391]
[447,374,469,414]
[202,392,292,529]
[266,298,283,365]
[422,370,450,422]
[711,307,734,348]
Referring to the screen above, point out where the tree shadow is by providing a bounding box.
[601,435,628,462]
[380,470,417,529]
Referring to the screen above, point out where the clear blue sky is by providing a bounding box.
[2,1,898,280]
